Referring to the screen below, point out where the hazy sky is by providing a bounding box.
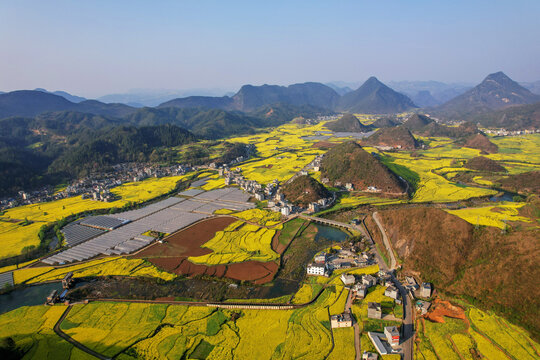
[1,0,539,97]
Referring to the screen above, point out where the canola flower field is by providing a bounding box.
[0,286,356,360]
[12,257,175,285]
[415,302,540,360]
[445,201,530,229]
[188,220,279,265]
[0,175,189,259]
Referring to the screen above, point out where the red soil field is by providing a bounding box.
[426,299,466,323]
[134,216,279,284]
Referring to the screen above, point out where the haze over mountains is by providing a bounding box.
[432,72,540,120]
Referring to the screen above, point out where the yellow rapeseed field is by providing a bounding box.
[327,327,356,360]
[0,305,73,359]
[446,201,529,229]
[468,308,539,360]
[232,208,282,227]
[13,257,175,284]
[188,221,279,265]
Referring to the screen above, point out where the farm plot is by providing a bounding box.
[188,221,279,265]
[0,305,73,360]
[137,216,279,284]
[0,286,354,359]
[416,299,540,360]
[12,256,175,284]
[445,201,530,229]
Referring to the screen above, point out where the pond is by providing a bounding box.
[489,191,516,202]
[313,223,350,243]
[0,282,63,315]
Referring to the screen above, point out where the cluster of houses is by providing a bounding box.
[0,163,193,210]
[483,128,539,136]
[403,276,433,315]
[306,248,375,277]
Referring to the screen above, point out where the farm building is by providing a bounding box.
[314,252,327,264]
[340,273,355,286]
[306,264,327,276]
[46,290,59,305]
[362,352,378,360]
[384,285,399,300]
[353,283,368,298]
[421,282,432,298]
[362,274,377,287]
[330,313,352,328]
[368,302,382,319]
[62,272,74,289]
[384,326,400,347]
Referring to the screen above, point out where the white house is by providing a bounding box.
[384,285,400,300]
[307,264,327,276]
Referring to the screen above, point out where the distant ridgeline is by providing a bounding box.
[1,70,539,196]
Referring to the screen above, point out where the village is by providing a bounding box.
[305,242,433,359]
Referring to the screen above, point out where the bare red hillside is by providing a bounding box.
[371,206,540,339]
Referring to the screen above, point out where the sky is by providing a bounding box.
[1,0,539,98]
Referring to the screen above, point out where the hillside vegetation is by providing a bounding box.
[325,113,372,132]
[464,156,507,172]
[320,141,407,194]
[462,133,498,154]
[499,171,540,195]
[281,175,331,207]
[363,126,420,149]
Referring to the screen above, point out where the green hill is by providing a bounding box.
[461,133,498,154]
[464,156,507,172]
[325,114,372,132]
[281,175,331,207]
[371,117,399,128]
[320,141,407,194]
[468,101,540,130]
[402,113,434,131]
[363,126,420,149]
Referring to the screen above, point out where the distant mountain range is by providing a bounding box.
[34,88,87,103]
[159,82,342,112]
[0,90,136,119]
[388,80,473,107]
[160,77,417,114]
[432,72,540,120]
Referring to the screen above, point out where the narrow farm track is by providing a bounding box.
[54,305,110,360]
[372,212,397,270]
